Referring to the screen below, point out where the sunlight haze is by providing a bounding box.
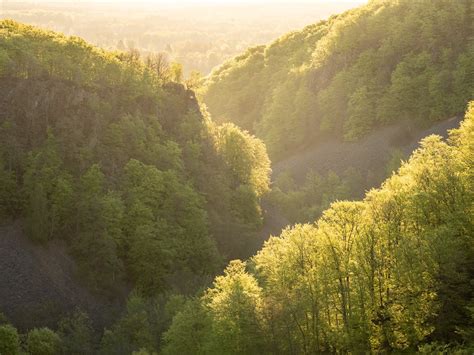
[0,1,471,353]
[7,0,366,4]
[1,0,367,75]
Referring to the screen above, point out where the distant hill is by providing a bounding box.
[203,0,473,159]
[0,1,362,76]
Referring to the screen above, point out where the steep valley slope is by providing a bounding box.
[257,114,464,245]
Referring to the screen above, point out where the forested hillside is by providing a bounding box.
[203,0,473,158]
[1,0,473,352]
[163,102,474,354]
[0,19,270,340]
[266,115,463,227]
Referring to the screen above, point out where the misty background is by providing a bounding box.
[0,0,366,75]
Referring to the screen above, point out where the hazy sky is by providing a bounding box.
[10,0,366,4]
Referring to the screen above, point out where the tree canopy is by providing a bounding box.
[164,102,474,353]
[203,0,473,159]
[0,20,271,296]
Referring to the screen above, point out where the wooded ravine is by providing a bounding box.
[0,0,473,353]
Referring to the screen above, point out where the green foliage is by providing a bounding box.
[212,123,271,197]
[0,20,161,90]
[204,0,473,158]
[132,349,158,355]
[199,118,271,259]
[185,71,203,91]
[57,310,94,355]
[0,20,271,295]
[203,121,271,231]
[204,260,265,354]
[100,294,157,354]
[268,169,358,224]
[166,103,474,353]
[0,324,20,355]
[1,8,472,354]
[162,299,211,355]
[26,327,62,355]
[23,133,74,242]
[121,159,219,294]
[169,63,183,83]
[230,185,262,227]
[72,164,124,291]
[163,261,265,354]
[100,293,183,354]
[385,148,405,176]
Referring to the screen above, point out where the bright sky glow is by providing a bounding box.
[14,0,366,4]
